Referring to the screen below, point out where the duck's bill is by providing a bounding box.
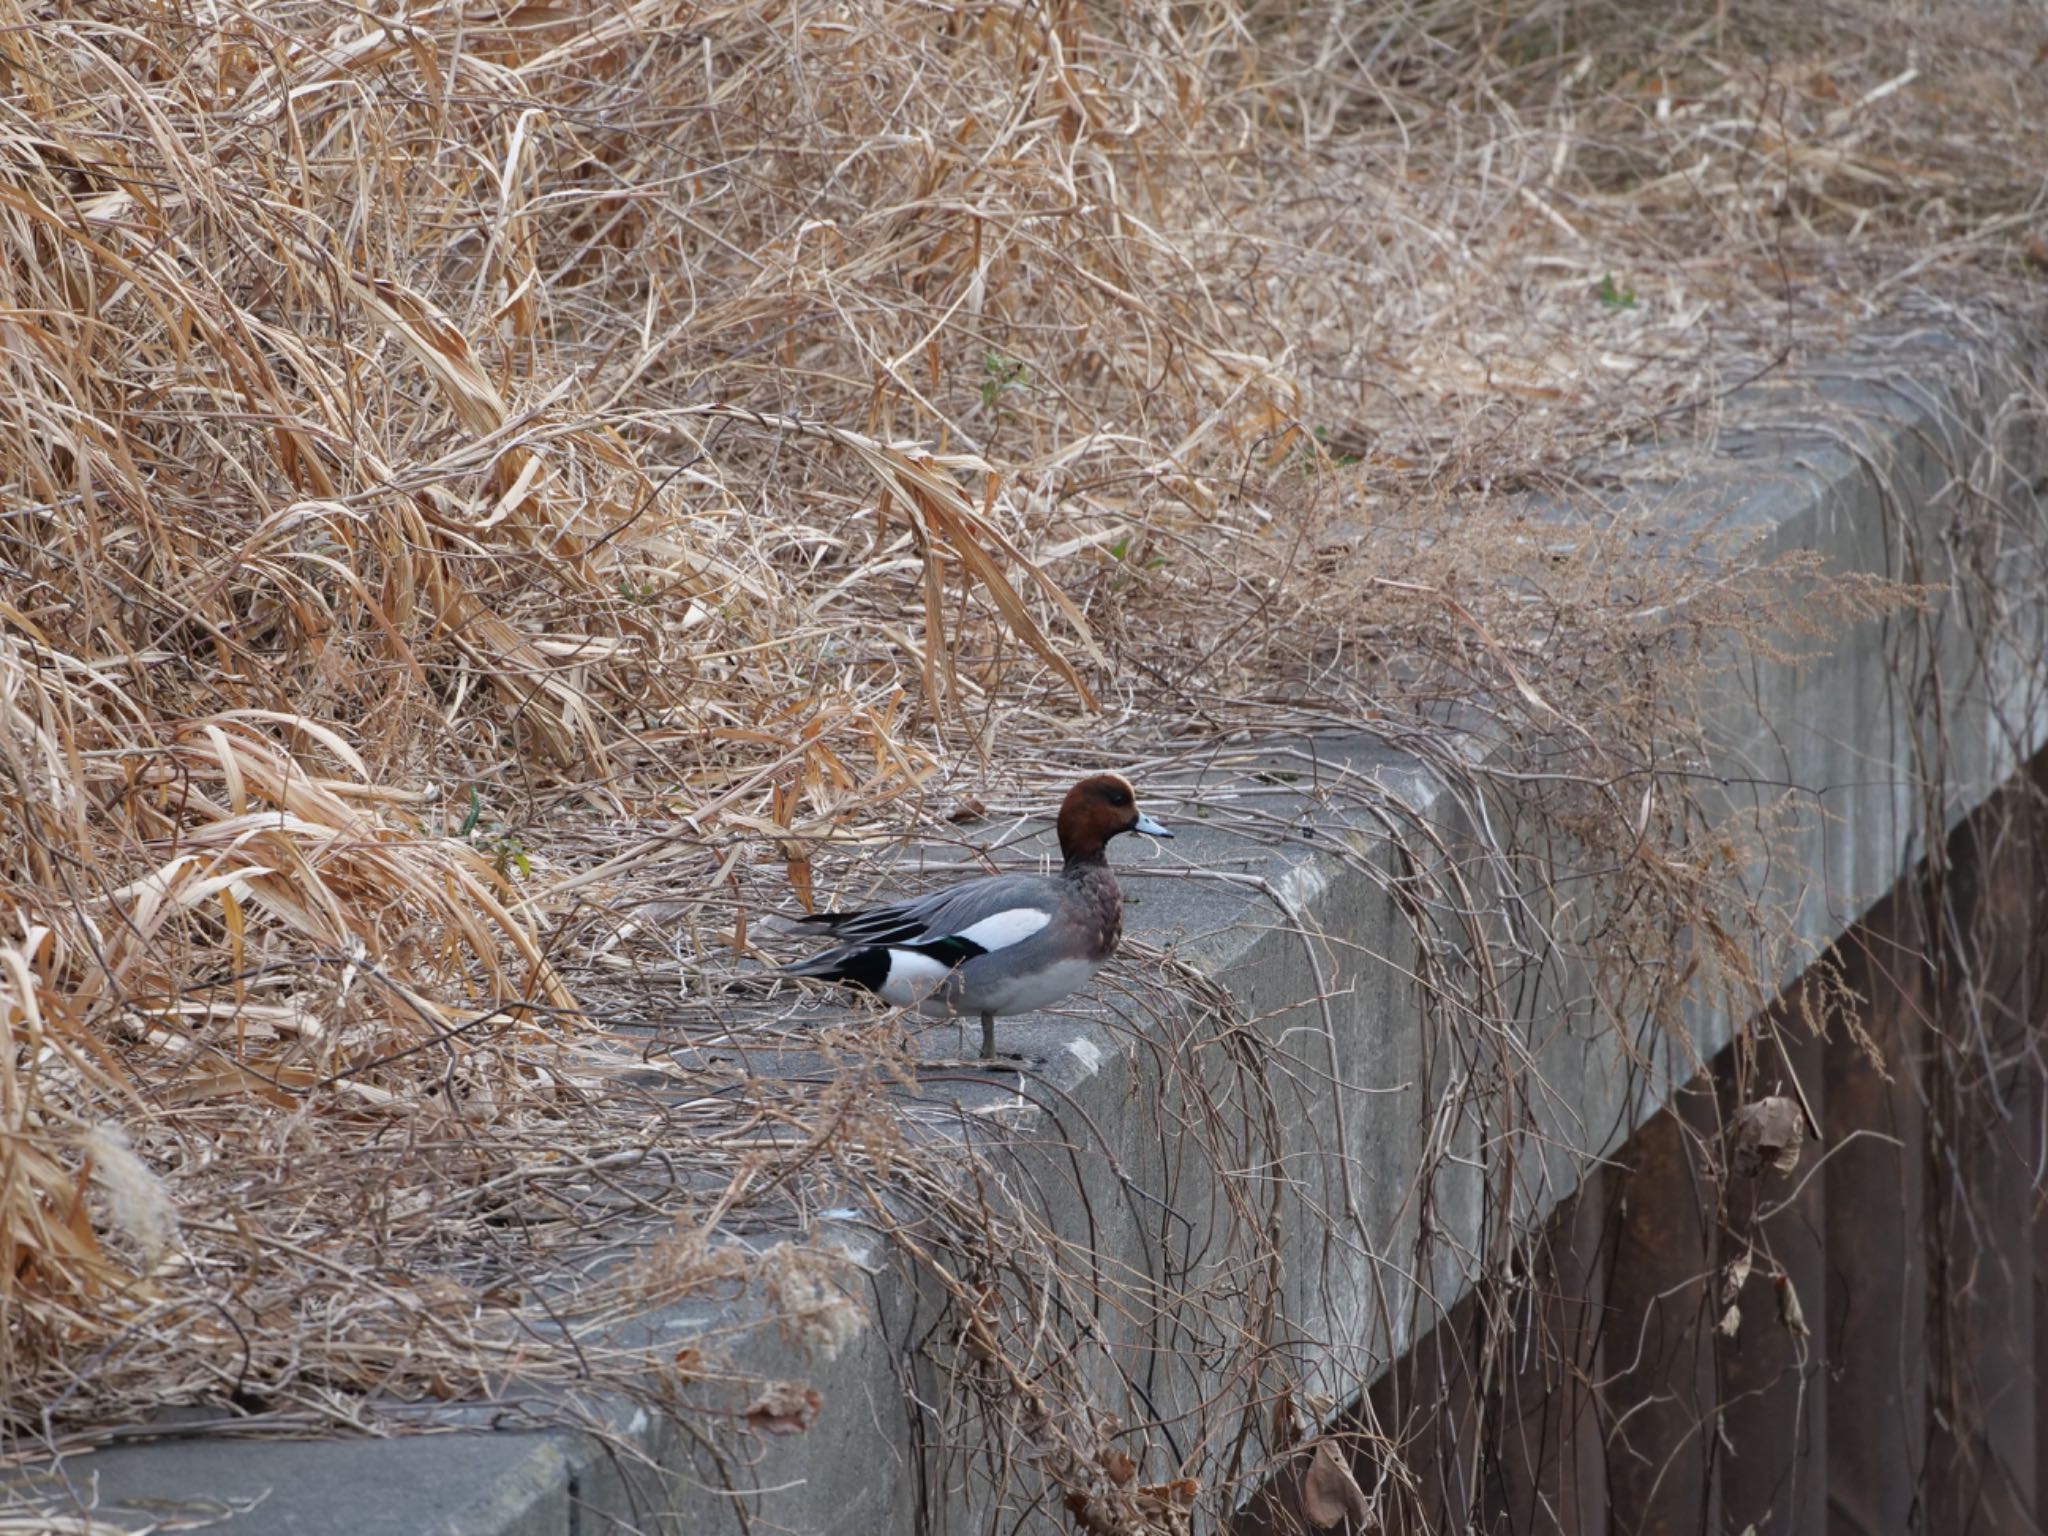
[1133,811,1173,839]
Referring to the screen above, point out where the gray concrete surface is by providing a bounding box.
[10,313,2045,1534]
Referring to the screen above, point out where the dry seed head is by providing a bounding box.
[762,1242,866,1362]
[83,1122,175,1267]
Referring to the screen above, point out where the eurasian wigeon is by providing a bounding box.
[782,773,1171,1059]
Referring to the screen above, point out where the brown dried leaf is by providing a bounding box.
[783,852,814,911]
[1133,1478,1200,1516]
[1300,1439,1370,1529]
[1729,1095,1804,1177]
[1776,1273,1810,1336]
[1721,1246,1754,1306]
[744,1380,824,1436]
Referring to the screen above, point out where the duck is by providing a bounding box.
[781,773,1171,1059]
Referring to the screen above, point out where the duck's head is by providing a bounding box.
[1057,773,1172,866]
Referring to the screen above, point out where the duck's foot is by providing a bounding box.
[916,1015,1036,1073]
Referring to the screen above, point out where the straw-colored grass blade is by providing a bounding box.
[664,404,1102,711]
[345,274,510,439]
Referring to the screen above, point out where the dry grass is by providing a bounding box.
[1,0,2043,1508]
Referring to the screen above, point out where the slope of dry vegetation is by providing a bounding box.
[1,0,2043,1477]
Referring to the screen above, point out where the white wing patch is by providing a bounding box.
[876,950,953,1007]
[955,907,1052,953]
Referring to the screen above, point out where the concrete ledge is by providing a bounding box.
[15,314,2047,1534]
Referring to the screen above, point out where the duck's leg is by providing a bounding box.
[980,1011,997,1061]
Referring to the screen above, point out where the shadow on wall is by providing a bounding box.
[1234,753,2048,1536]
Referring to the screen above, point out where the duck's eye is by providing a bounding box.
[1104,787,1130,806]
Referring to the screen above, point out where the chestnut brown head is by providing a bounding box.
[1055,773,1171,867]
